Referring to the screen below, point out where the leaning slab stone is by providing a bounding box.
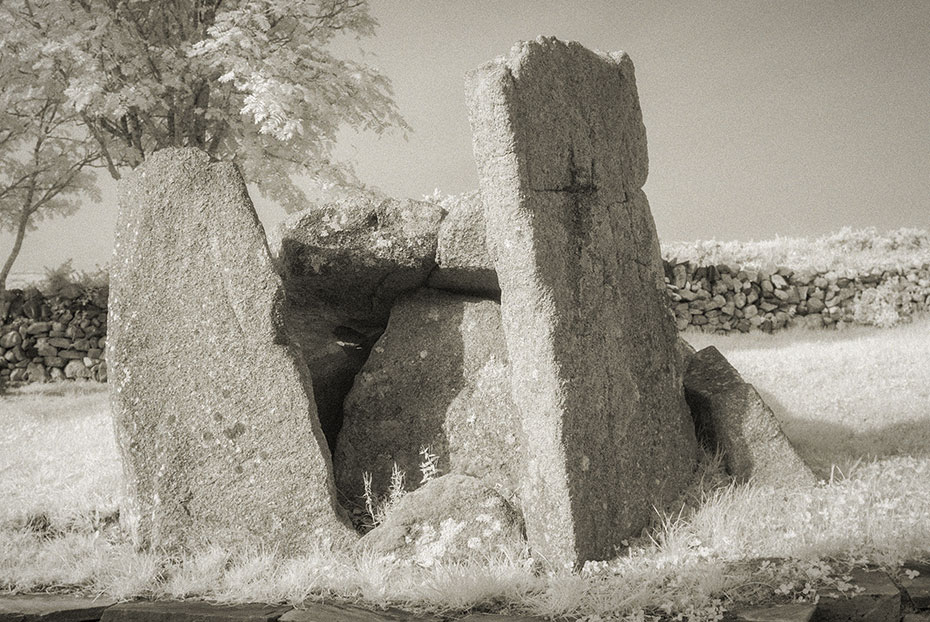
[683,346,815,487]
[276,193,444,447]
[334,288,520,506]
[109,147,355,554]
[467,37,698,566]
[360,473,525,566]
[426,190,500,297]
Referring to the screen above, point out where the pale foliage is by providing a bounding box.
[851,277,915,328]
[362,462,406,528]
[3,0,408,210]
[0,6,100,285]
[361,446,441,528]
[418,446,439,484]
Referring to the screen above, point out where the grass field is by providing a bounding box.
[661,226,930,273]
[2,319,929,620]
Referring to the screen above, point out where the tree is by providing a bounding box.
[0,3,100,290]
[7,0,409,211]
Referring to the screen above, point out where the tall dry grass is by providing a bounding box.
[2,321,930,619]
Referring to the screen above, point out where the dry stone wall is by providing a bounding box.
[3,256,928,388]
[664,259,930,333]
[0,289,108,385]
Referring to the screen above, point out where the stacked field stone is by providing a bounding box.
[663,260,930,333]
[3,258,929,389]
[0,288,107,384]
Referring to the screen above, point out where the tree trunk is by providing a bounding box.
[192,80,210,149]
[0,209,30,292]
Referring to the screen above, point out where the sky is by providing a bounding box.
[4,0,930,275]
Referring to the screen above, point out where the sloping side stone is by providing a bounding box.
[109,147,355,554]
[466,37,698,566]
[683,346,816,486]
[427,190,500,297]
[360,473,525,566]
[333,289,520,507]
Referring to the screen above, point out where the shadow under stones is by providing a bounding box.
[757,388,930,479]
[276,236,436,454]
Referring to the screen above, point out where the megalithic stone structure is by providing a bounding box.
[108,148,356,554]
[466,37,698,566]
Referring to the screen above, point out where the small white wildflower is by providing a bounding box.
[418,446,439,484]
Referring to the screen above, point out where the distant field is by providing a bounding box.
[662,226,930,273]
[0,382,119,527]
[5,272,45,290]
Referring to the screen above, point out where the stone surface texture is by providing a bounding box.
[334,289,520,506]
[466,36,697,565]
[108,147,354,554]
[275,193,444,447]
[277,193,444,327]
[902,562,930,609]
[684,346,816,486]
[360,473,525,565]
[99,601,290,622]
[0,594,115,622]
[279,603,440,622]
[727,602,815,621]
[814,568,901,622]
[427,191,500,296]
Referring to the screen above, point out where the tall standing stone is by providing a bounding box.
[109,148,355,554]
[466,37,698,566]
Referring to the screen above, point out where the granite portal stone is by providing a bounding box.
[467,37,698,566]
[109,147,355,554]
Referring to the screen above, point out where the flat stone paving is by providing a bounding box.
[2,566,928,622]
[0,595,116,622]
[98,601,291,622]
